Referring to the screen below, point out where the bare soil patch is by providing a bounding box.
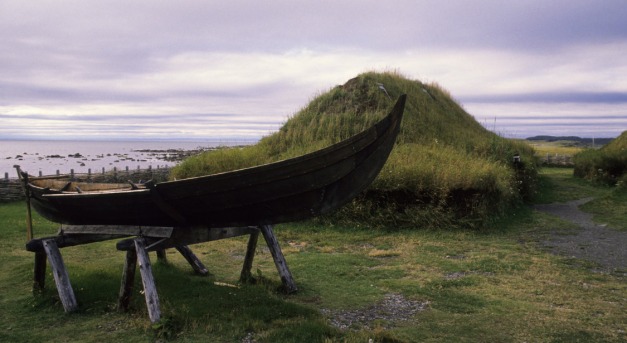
[322,293,429,330]
[533,197,626,276]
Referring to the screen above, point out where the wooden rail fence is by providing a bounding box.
[537,153,574,167]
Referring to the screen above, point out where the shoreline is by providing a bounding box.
[1,141,253,178]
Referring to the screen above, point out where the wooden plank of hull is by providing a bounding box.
[35,152,356,226]
[33,189,172,226]
[155,125,376,198]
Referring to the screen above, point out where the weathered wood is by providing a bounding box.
[42,239,78,312]
[166,226,259,249]
[14,167,34,240]
[259,224,297,293]
[146,181,187,225]
[60,225,173,238]
[26,234,130,252]
[175,246,209,275]
[155,249,168,263]
[134,238,161,323]
[33,251,47,293]
[116,226,258,251]
[117,249,137,312]
[25,197,33,241]
[240,230,260,283]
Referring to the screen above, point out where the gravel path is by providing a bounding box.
[533,197,626,276]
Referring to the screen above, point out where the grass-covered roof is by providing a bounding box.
[172,71,538,229]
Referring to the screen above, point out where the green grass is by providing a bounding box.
[580,186,627,231]
[529,140,585,157]
[533,168,612,204]
[573,130,626,185]
[1,167,624,342]
[533,167,625,231]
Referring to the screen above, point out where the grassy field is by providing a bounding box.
[527,141,585,157]
[0,168,625,342]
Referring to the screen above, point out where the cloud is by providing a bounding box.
[466,102,627,138]
[1,1,626,139]
[461,92,627,104]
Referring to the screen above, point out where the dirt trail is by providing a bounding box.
[533,197,626,276]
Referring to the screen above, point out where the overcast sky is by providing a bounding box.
[1,0,626,141]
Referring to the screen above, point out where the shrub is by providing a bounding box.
[573,131,627,185]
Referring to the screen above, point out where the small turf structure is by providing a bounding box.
[574,130,627,186]
[173,71,538,229]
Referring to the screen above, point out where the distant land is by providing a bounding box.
[525,135,614,147]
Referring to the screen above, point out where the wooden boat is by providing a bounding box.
[17,95,406,228]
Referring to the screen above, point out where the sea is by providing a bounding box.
[1,140,254,179]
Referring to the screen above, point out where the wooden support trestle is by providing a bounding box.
[25,223,297,323]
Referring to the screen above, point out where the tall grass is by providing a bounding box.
[573,130,627,186]
[172,71,538,229]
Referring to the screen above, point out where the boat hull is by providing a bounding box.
[24,95,407,227]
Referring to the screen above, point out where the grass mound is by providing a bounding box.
[172,71,538,229]
[573,130,627,186]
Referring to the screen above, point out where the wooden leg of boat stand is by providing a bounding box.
[134,238,161,323]
[42,239,78,312]
[240,230,260,283]
[258,225,297,293]
[175,246,209,275]
[33,251,47,293]
[156,249,167,263]
[117,249,137,312]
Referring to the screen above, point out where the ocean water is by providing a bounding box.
[1,140,252,178]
